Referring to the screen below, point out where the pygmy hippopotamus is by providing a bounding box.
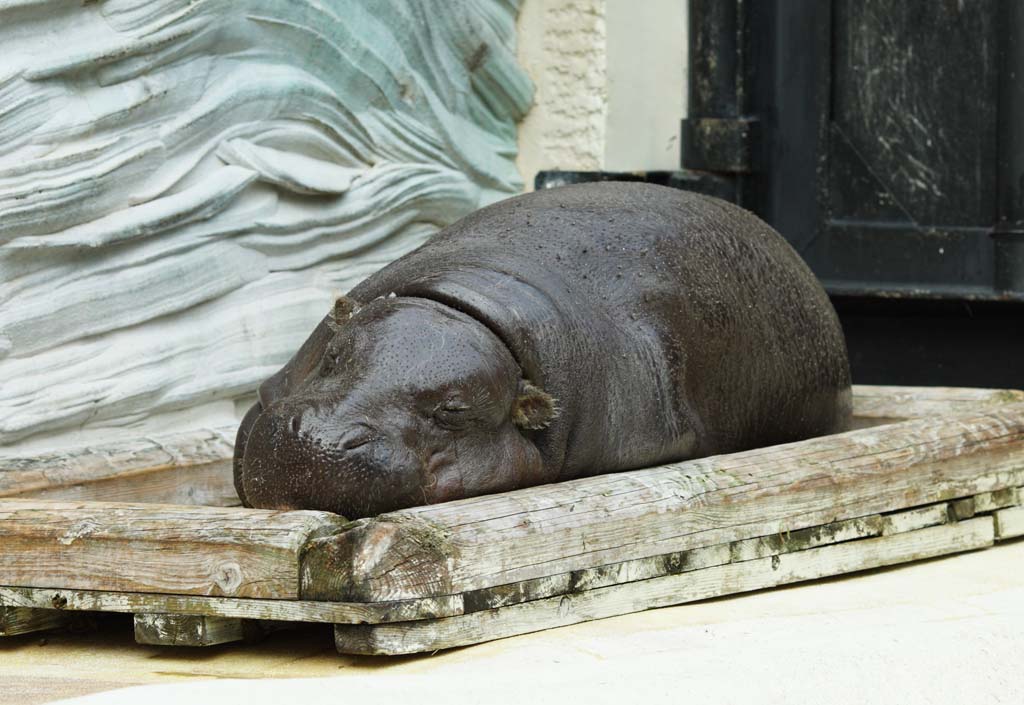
[234,182,852,518]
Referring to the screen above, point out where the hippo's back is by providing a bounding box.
[352,182,852,478]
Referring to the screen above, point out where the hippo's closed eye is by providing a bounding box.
[433,398,472,428]
[339,426,376,450]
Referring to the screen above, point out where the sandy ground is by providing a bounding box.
[3,539,1022,705]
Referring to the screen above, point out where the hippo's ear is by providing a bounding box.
[330,296,358,327]
[512,380,559,430]
[257,297,358,407]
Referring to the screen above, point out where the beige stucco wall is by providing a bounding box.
[515,0,608,186]
[516,0,687,187]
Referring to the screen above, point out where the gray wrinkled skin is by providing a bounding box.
[235,182,852,518]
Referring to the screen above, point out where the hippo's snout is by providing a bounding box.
[237,402,425,518]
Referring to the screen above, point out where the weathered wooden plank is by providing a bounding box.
[304,405,1024,602]
[333,517,996,655]
[728,514,886,563]
[133,614,251,647]
[0,605,67,637]
[19,460,238,507]
[851,386,1024,428]
[995,506,1024,540]
[0,426,238,506]
[948,497,977,522]
[463,542,733,613]
[0,586,463,624]
[463,502,951,613]
[0,499,347,599]
[975,487,1022,513]
[880,504,948,535]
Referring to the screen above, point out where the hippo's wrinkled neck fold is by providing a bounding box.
[370,271,577,472]
[354,266,648,481]
[394,271,560,385]
[375,291,570,479]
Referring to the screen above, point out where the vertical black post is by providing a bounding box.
[687,0,740,120]
[995,0,1024,291]
[745,0,831,253]
[682,0,755,206]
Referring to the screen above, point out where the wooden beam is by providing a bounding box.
[0,426,238,506]
[458,502,948,614]
[333,517,996,655]
[0,605,67,637]
[850,385,1024,428]
[0,586,462,625]
[995,506,1024,540]
[0,500,347,599]
[303,405,1024,602]
[133,614,251,647]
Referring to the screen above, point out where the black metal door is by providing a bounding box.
[538,0,1024,387]
[710,0,1020,299]
[685,0,1024,386]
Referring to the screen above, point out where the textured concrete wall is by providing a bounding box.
[0,0,531,453]
[516,0,687,186]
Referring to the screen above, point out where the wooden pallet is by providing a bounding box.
[1,386,1022,654]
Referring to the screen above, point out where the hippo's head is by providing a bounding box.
[233,296,557,518]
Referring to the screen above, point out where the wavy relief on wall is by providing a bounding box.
[0,0,532,452]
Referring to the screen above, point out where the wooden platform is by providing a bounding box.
[1,386,1022,654]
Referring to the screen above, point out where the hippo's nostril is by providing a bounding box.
[288,415,301,435]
